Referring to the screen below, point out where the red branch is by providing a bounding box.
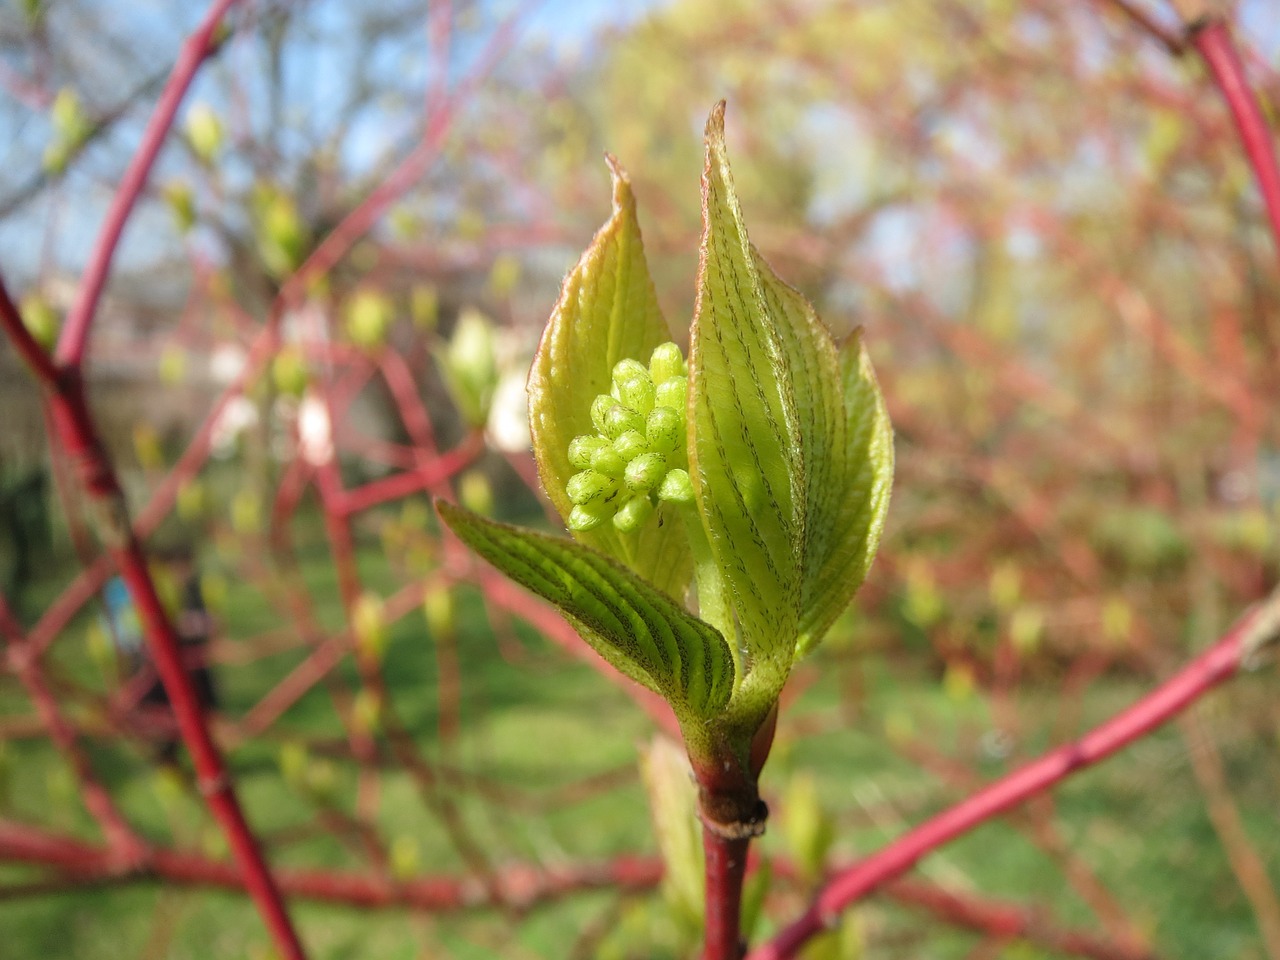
[0,820,662,912]
[0,819,1160,960]
[54,0,242,367]
[751,592,1280,959]
[38,378,307,960]
[883,879,1157,960]
[1190,19,1280,269]
[0,597,142,862]
[335,431,485,517]
[703,833,750,960]
[0,275,58,382]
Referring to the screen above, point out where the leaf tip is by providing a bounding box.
[705,99,728,140]
[434,496,461,530]
[603,152,635,215]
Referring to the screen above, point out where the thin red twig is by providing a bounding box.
[0,819,661,912]
[751,591,1280,959]
[41,378,308,960]
[1190,19,1280,269]
[0,275,58,382]
[0,596,143,862]
[884,879,1158,960]
[54,0,242,367]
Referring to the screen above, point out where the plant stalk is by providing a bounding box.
[702,831,751,960]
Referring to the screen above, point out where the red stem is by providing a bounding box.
[703,832,750,960]
[883,879,1157,960]
[335,431,485,516]
[1191,19,1280,268]
[0,819,661,911]
[751,592,1279,959]
[54,0,241,368]
[42,380,308,960]
[0,597,142,861]
[0,275,58,381]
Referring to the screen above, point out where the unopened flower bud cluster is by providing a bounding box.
[565,342,693,532]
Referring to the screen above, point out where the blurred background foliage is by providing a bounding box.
[0,0,1279,957]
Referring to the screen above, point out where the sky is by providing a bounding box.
[0,0,1278,291]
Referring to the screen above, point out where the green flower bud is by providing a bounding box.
[613,429,649,462]
[617,375,656,417]
[649,342,686,383]
[603,402,644,439]
[646,406,681,455]
[567,470,617,505]
[590,394,615,434]
[655,376,687,410]
[568,500,612,531]
[657,468,695,504]
[613,495,655,533]
[569,436,610,470]
[625,452,667,493]
[612,358,650,385]
[591,446,627,478]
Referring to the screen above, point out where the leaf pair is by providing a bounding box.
[439,103,892,742]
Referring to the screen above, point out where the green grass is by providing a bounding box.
[0,536,1276,959]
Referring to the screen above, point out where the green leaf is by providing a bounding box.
[689,103,893,668]
[437,501,735,721]
[688,102,806,666]
[528,156,692,600]
[796,330,894,655]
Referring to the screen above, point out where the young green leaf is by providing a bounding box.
[688,102,806,667]
[689,102,894,672]
[796,330,894,656]
[527,157,692,600]
[437,502,735,721]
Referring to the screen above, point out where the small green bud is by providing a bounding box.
[617,375,656,416]
[423,587,455,637]
[612,358,649,385]
[645,406,681,455]
[440,309,498,426]
[272,347,309,397]
[657,468,694,504]
[569,436,609,469]
[567,470,617,505]
[604,403,644,439]
[353,592,387,664]
[19,293,60,350]
[459,470,495,515]
[613,429,648,462]
[613,495,655,532]
[185,102,224,163]
[655,376,687,410]
[568,501,612,531]
[590,394,615,434]
[352,688,383,735]
[591,446,627,478]
[649,342,686,383]
[625,452,667,493]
